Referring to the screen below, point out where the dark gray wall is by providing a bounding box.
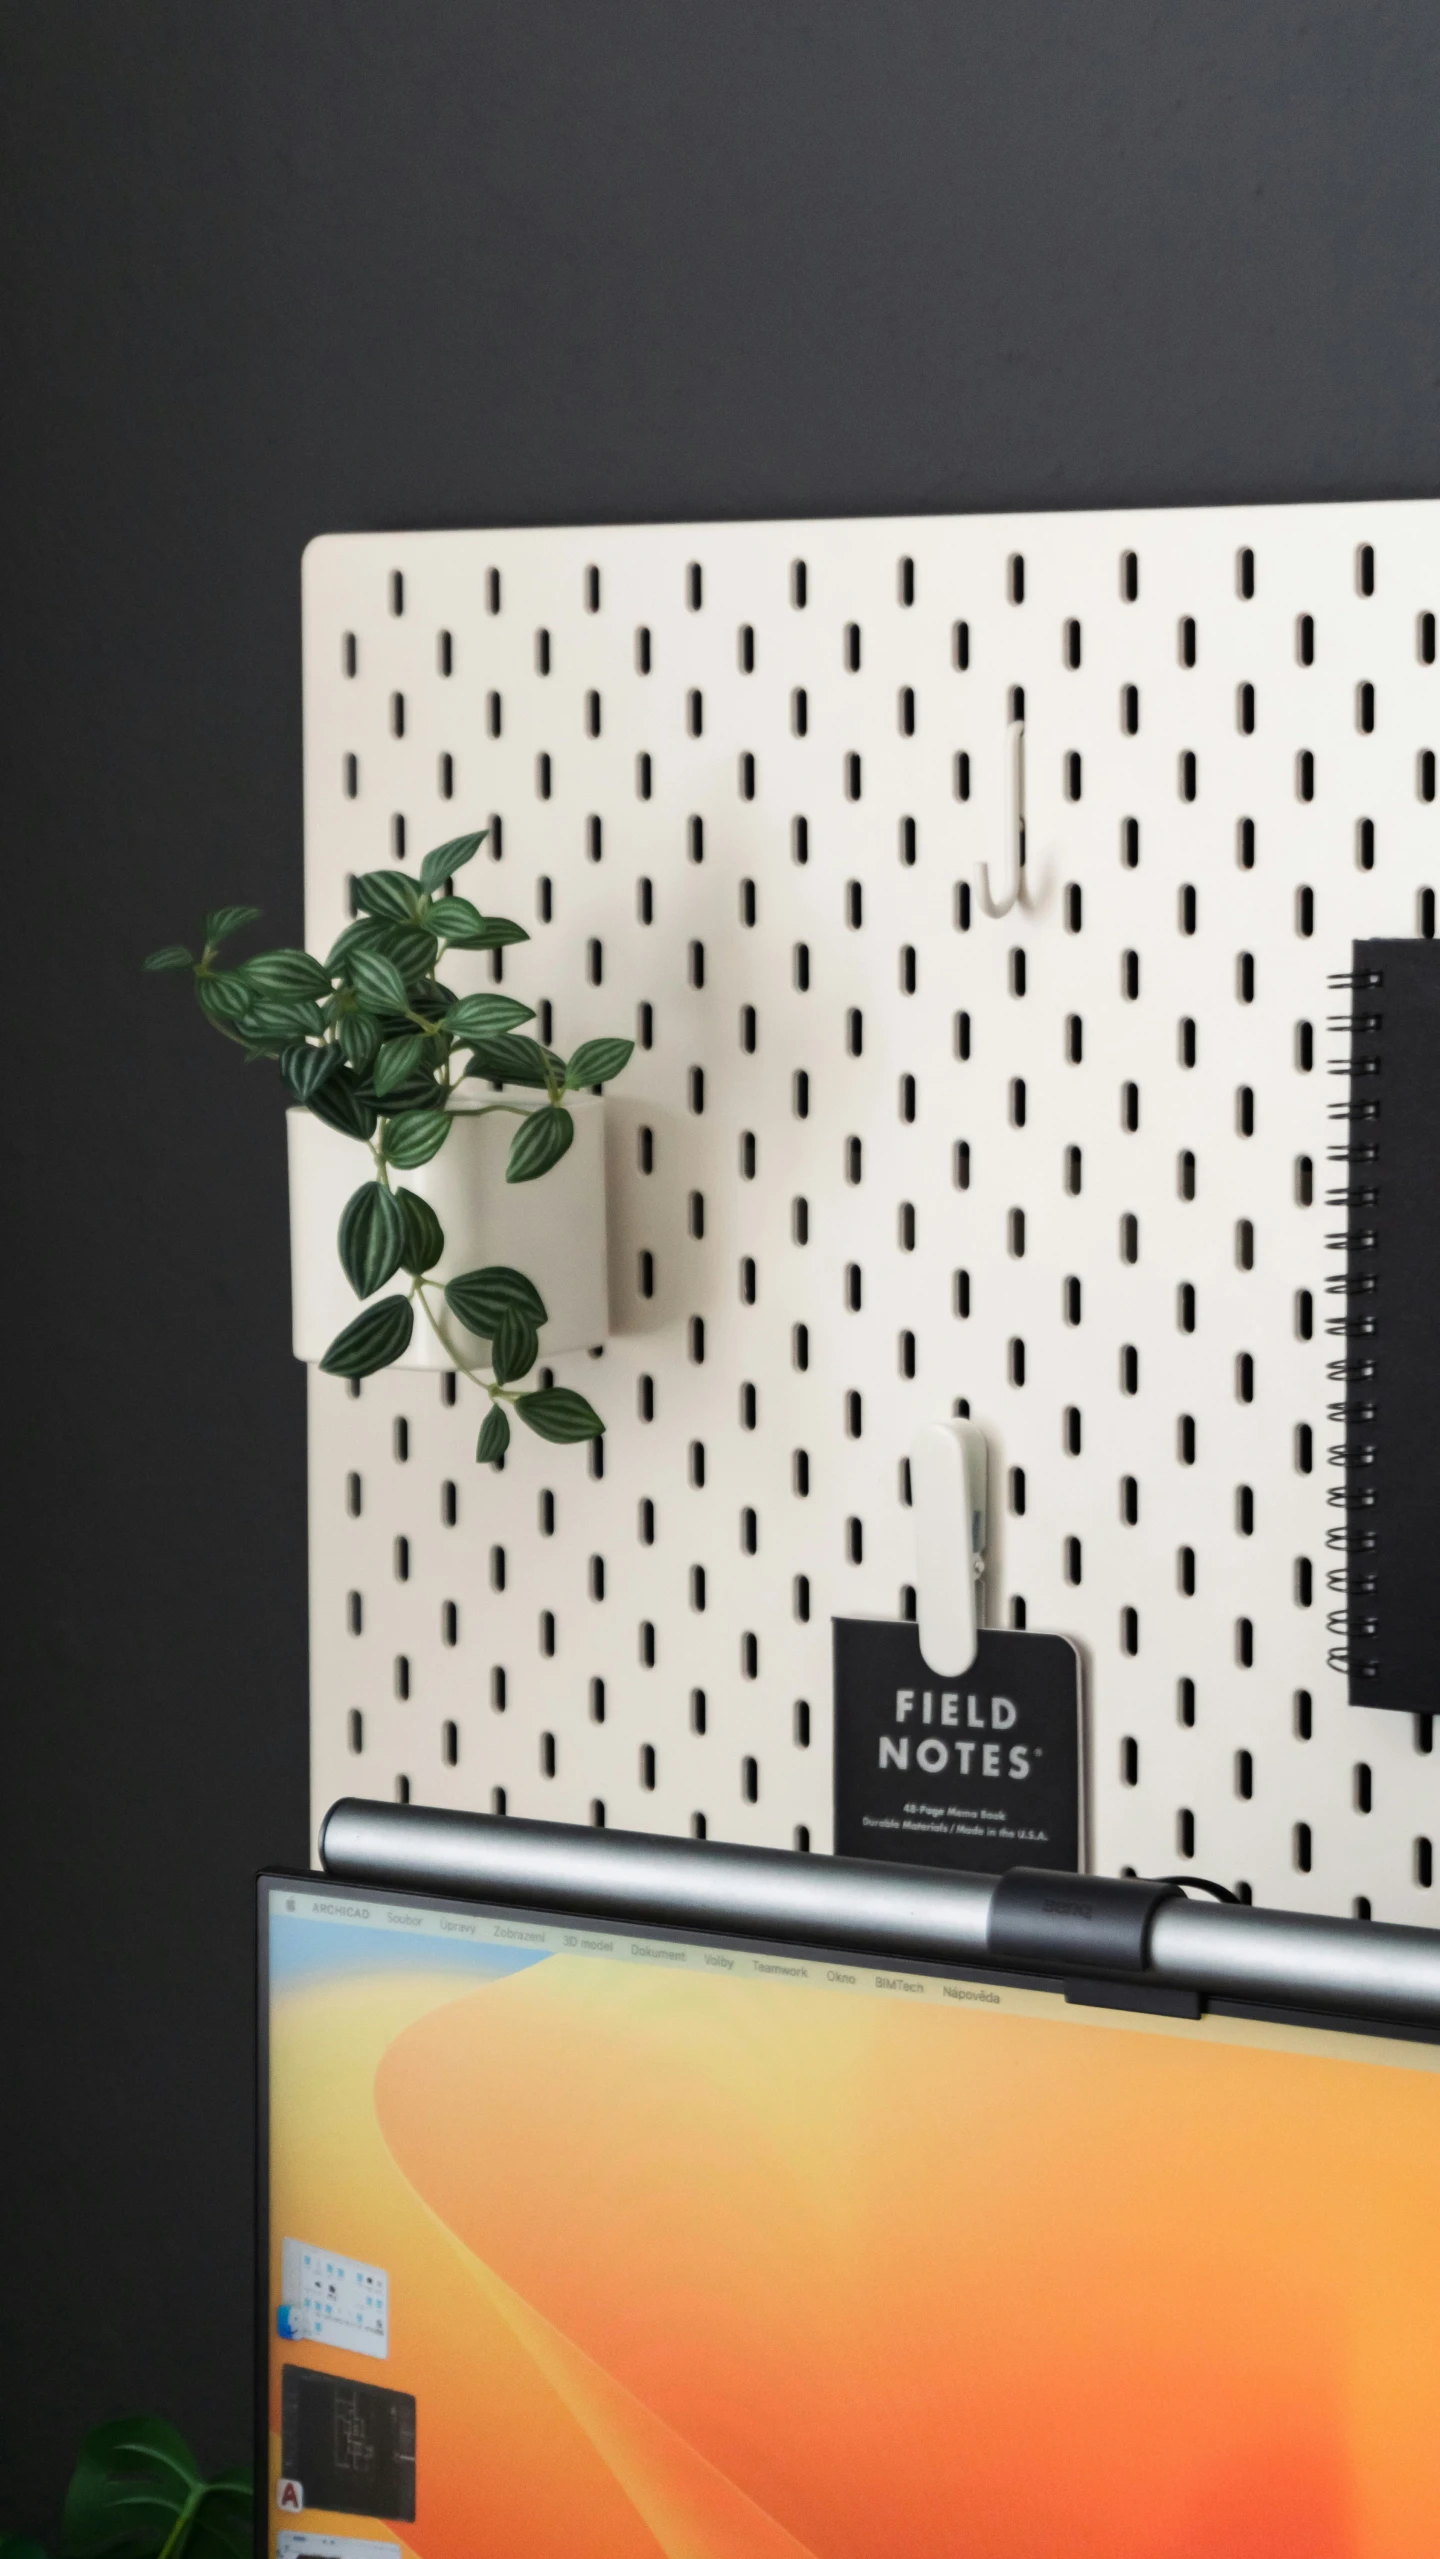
[4,0,1440,2529]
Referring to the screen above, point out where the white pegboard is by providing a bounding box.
[302,502,1440,1921]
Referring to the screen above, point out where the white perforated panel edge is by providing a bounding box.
[303,502,1440,1922]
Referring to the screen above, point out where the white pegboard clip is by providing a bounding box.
[981,719,1024,917]
[911,1421,989,1677]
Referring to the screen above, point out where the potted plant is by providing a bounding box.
[146,828,631,1464]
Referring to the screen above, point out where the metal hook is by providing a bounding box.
[981,720,1024,917]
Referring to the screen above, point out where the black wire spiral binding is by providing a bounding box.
[1325,969,1382,1683]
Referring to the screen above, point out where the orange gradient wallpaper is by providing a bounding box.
[266,1887,1440,2558]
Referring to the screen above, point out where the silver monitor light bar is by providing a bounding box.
[319,1797,1440,2028]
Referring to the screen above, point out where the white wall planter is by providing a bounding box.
[287,1096,608,1370]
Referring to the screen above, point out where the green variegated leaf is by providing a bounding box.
[444,1265,547,1338]
[280,1042,341,1104]
[476,1403,510,1464]
[354,870,421,922]
[462,1036,554,1089]
[444,992,536,1040]
[240,948,330,997]
[338,1181,407,1297]
[515,1387,605,1443]
[419,829,487,893]
[429,894,485,942]
[306,1071,377,1140]
[143,944,195,972]
[364,1065,441,1113]
[318,1295,414,1377]
[375,923,442,983]
[374,1033,425,1096]
[507,1103,574,1182]
[491,1305,539,1385]
[381,1107,452,1169]
[203,903,262,945]
[565,1036,634,1089]
[324,916,388,973]
[338,1007,381,1069]
[431,899,529,950]
[348,948,410,1012]
[195,972,252,1024]
[466,914,530,948]
[243,993,325,1039]
[397,1188,444,1273]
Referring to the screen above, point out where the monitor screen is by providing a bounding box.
[261,1872,1440,2558]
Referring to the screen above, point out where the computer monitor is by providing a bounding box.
[260,1848,1440,2557]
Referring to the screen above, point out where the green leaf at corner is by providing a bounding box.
[280,1041,340,1105]
[318,1295,414,1377]
[143,945,194,973]
[375,921,441,983]
[491,1304,539,1386]
[444,1264,547,1339]
[353,870,420,923]
[428,894,484,943]
[61,2415,202,2558]
[462,1035,553,1089]
[476,1403,511,1464]
[194,973,252,1025]
[337,1007,381,1070]
[507,1104,573,1183]
[397,1187,444,1273]
[381,1107,452,1169]
[373,1032,425,1096]
[338,1180,406,1297]
[323,916,386,974]
[452,912,529,951]
[444,992,535,1041]
[467,913,530,949]
[515,1387,605,1444]
[348,947,410,1012]
[1,2536,51,2558]
[305,1069,377,1140]
[241,993,324,1040]
[419,828,487,893]
[239,948,330,998]
[565,1036,634,1089]
[202,904,262,946]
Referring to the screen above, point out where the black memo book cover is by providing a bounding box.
[1336,940,1440,1711]
[833,1619,1082,1870]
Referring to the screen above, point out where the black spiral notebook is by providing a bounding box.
[1335,939,1440,1712]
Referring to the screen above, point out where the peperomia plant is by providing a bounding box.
[145,828,632,1464]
